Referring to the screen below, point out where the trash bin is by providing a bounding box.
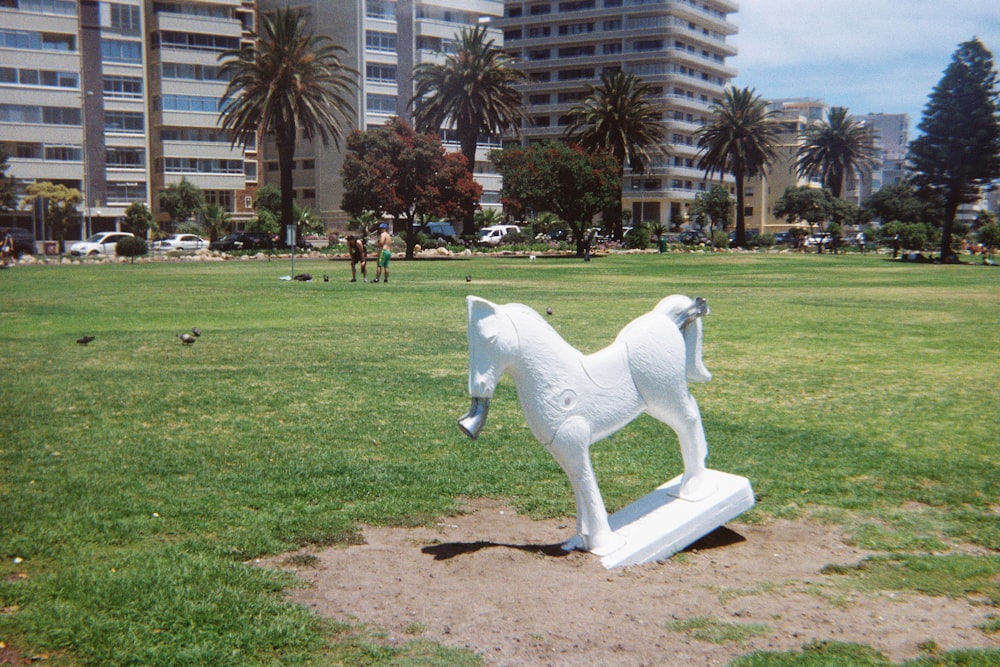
[43,241,58,255]
[658,238,667,253]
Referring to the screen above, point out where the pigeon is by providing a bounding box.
[178,333,196,345]
[293,273,312,282]
[545,307,553,316]
[465,274,472,282]
[77,335,95,346]
[191,327,202,337]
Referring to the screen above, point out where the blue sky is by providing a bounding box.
[731,1,1000,135]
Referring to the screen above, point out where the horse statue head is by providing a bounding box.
[457,296,519,439]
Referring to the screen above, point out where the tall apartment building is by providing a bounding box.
[494,0,739,230]
[0,0,258,242]
[258,0,505,230]
[845,112,908,205]
[743,99,826,235]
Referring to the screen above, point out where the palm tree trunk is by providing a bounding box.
[277,130,296,243]
[459,131,478,235]
[733,168,746,248]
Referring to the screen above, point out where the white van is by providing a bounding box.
[477,225,520,245]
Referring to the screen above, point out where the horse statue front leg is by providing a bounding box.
[547,416,627,556]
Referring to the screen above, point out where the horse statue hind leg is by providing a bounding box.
[621,295,715,502]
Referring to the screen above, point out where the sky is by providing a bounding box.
[731,1,1000,135]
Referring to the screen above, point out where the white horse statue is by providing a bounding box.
[458,294,714,556]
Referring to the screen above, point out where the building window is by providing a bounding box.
[0,29,75,51]
[366,0,395,20]
[7,0,77,15]
[204,190,234,210]
[365,31,396,53]
[161,62,223,82]
[106,147,145,168]
[244,162,257,182]
[366,93,396,114]
[365,63,396,83]
[302,189,316,199]
[164,158,243,175]
[104,111,144,133]
[102,39,142,63]
[528,93,550,105]
[527,26,551,38]
[42,145,81,161]
[558,22,594,36]
[109,3,141,35]
[106,182,146,203]
[161,94,220,113]
[156,31,239,52]
[104,76,142,98]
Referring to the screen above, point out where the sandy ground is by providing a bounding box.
[263,498,998,667]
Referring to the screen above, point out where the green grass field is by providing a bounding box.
[1,252,997,665]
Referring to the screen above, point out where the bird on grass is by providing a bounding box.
[191,327,202,337]
[465,274,472,282]
[545,307,553,316]
[76,335,95,346]
[323,274,329,282]
[178,333,196,345]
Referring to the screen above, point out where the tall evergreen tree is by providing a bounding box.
[696,86,779,247]
[218,7,356,237]
[796,106,878,198]
[909,38,1000,261]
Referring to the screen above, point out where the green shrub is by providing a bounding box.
[711,230,730,248]
[624,223,651,249]
[116,236,148,262]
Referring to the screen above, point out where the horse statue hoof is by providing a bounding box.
[583,531,627,556]
[678,474,716,502]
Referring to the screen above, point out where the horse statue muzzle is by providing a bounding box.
[458,396,490,440]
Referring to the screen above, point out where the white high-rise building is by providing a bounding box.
[258,0,506,230]
[495,0,739,230]
[0,0,259,241]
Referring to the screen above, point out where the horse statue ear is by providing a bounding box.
[467,296,498,323]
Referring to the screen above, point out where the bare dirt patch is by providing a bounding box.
[263,498,998,666]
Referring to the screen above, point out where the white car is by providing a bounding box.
[478,224,520,245]
[152,233,208,253]
[69,232,136,257]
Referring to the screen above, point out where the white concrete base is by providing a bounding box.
[563,469,755,569]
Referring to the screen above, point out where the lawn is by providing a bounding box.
[1,252,997,665]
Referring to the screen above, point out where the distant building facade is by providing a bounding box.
[495,0,739,230]
[258,0,506,231]
[0,0,259,241]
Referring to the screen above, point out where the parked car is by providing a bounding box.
[773,231,795,245]
[679,230,708,245]
[0,226,35,257]
[805,233,832,247]
[152,233,208,253]
[210,231,275,252]
[69,231,135,257]
[477,224,520,245]
[416,221,459,243]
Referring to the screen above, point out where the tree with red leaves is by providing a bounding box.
[341,118,482,259]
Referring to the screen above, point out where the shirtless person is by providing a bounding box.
[346,234,367,282]
[374,223,392,283]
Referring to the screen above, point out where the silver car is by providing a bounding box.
[69,232,136,257]
[152,234,208,253]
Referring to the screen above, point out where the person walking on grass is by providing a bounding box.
[347,234,367,282]
[374,223,392,283]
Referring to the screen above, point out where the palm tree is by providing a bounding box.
[411,24,526,230]
[796,106,878,199]
[218,7,356,235]
[564,71,665,240]
[696,86,779,248]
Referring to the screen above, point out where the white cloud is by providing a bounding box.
[731,1,1000,127]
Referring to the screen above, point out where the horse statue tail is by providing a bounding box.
[656,295,712,383]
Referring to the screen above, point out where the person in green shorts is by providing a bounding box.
[374,223,392,283]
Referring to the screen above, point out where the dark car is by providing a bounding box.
[416,221,459,242]
[210,231,275,252]
[773,231,795,245]
[1,227,35,257]
[679,230,708,245]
